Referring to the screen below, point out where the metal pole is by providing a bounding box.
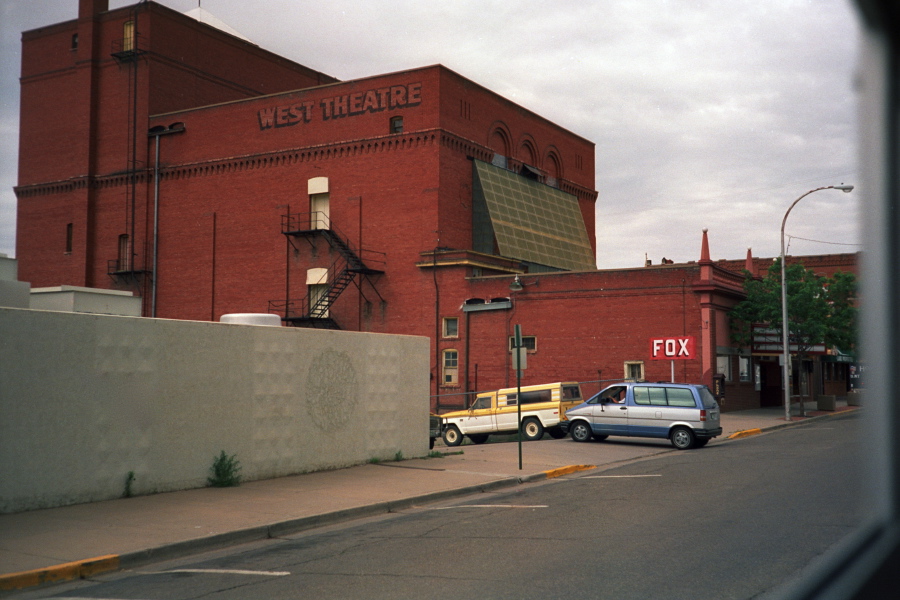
[515,324,523,470]
[151,134,160,318]
[780,185,853,422]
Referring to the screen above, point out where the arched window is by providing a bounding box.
[545,150,562,188]
[489,125,511,168]
[518,139,537,167]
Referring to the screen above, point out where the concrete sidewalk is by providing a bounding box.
[0,400,858,592]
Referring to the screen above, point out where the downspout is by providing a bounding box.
[151,134,160,317]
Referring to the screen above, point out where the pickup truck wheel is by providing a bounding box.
[547,427,567,439]
[443,425,463,447]
[521,418,544,441]
[670,426,696,450]
[468,434,489,444]
[570,420,593,443]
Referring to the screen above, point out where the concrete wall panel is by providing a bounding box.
[0,308,429,513]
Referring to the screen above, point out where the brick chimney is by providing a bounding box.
[79,0,109,20]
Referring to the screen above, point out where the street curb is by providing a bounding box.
[0,474,547,593]
[0,554,119,592]
[543,464,597,478]
[725,406,860,441]
[728,428,763,440]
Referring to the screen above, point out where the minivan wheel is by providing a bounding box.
[443,425,463,447]
[571,421,593,443]
[670,427,696,450]
[521,418,544,441]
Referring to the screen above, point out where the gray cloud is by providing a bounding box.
[0,0,860,267]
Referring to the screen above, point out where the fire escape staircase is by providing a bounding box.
[269,213,385,329]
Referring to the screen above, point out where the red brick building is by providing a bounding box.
[15,0,857,411]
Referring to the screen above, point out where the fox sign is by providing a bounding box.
[649,336,696,360]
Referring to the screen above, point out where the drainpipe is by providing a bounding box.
[148,123,185,317]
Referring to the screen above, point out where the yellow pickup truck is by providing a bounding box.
[441,382,583,446]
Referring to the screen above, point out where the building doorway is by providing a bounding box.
[759,361,782,407]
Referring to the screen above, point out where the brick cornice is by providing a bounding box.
[15,127,598,200]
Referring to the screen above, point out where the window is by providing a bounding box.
[65,223,73,254]
[625,361,644,381]
[308,177,330,230]
[633,386,666,405]
[471,396,491,410]
[123,20,135,52]
[504,390,553,405]
[562,385,581,400]
[508,335,536,352]
[71,33,78,50]
[308,284,329,317]
[666,388,697,407]
[390,116,403,133]
[717,355,732,382]
[442,350,458,386]
[307,268,329,318]
[739,356,752,383]
[117,234,130,271]
[442,317,459,338]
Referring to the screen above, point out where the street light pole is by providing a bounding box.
[780,185,853,422]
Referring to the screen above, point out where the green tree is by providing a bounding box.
[730,259,857,413]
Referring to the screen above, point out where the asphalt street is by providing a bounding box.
[12,412,863,600]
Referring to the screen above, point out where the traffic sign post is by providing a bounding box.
[513,324,526,470]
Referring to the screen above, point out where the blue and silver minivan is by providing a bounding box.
[562,382,722,449]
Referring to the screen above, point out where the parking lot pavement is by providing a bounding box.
[0,399,858,592]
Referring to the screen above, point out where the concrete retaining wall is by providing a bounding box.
[0,308,430,513]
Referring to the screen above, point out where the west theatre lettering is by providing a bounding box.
[258,82,422,130]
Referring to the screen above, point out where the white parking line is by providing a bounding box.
[143,569,290,577]
[581,474,662,479]
[429,504,548,509]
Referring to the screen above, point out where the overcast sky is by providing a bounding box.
[0,0,861,269]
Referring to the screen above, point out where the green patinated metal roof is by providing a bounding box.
[473,160,595,271]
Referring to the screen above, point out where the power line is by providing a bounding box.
[787,235,862,247]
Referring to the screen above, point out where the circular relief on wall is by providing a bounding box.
[305,349,359,432]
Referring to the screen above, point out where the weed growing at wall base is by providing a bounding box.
[208,451,242,487]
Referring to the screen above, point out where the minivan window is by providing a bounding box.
[597,386,626,403]
[698,386,718,408]
[634,386,667,405]
[666,388,696,407]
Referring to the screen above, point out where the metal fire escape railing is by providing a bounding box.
[268,212,385,329]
